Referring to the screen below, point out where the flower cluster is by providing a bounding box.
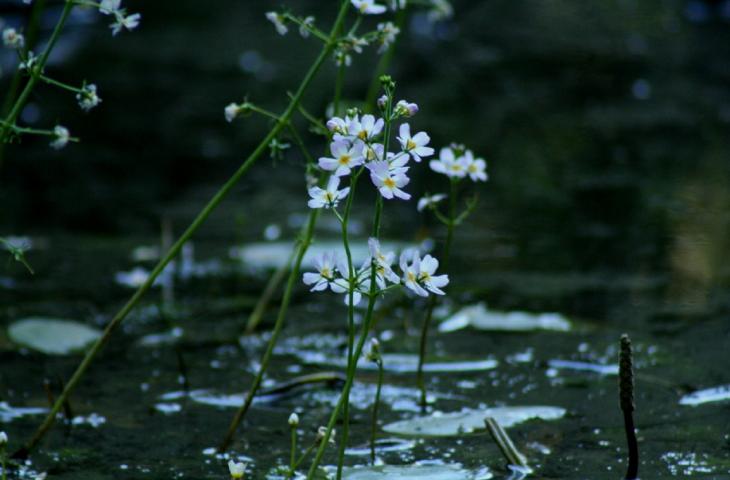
[309,105,433,205]
[429,144,487,182]
[76,83,101,111]
[302,238,449,303]
[99,0,141,36]
[2,27,24,49]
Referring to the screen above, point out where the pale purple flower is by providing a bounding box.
[303,252,343,293]
[417,193,446,212]
[367,160,411,200]
[307,175,351,209]
[429,147,468,178]
[394,99,418,117]
[351,0,387,15]
[400,250,449,297]
[266,12,288,35]
[376,22,400,53]
[349,114,384,143]
[50,125,69,150]
[2,28,24,49]
[111,11,141,35]
[397,123,434,162]
[318,140,364,177]
[464,150,488,182]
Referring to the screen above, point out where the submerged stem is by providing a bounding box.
[370,357,383,465]
[18,0,351,458]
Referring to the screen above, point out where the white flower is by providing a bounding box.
[389,0,407,9]
[318,140,364,177]
[376,22,400,53]
[428,0,454,21]
[288,412,299,426]
[316,426,336,444]
[265,12,288,35]
[367,160,411,200]
[303,252,345,293]
[299,16,315,38]
[326,116,350,136]
[352,0,387,14]
[50,125,70,150]
[307,175,350,209]
[0,431,7,445]
[397,123,434,162]
[99,0,121,14]
[77,83,101,111]
[111,11,141,35]
[349,114,384,143]
[228,460,246,479]
[417,193,446,212]
[334,50,352,67]
[429,147,468,178]
[366,237,400,288]
[3,28,24,49]
[394,99,418,117]
[463,150,488,182]
[18,51,37,72]
[224,103,241,122]
[400,250,448,297]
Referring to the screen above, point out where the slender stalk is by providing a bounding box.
[417,178,457,407]
[38,74,83,94]
[334,169,363,480]
[1,0,75,144]
[619,334,639,480]
[17,0,351,458]
[289,426,297,477]
[244,248,295,333]
[364,8,406,111]
[370,357,383,465]
[218,209,320,452]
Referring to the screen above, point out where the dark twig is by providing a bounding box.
[619,334,639,480]
[484,417,529,470]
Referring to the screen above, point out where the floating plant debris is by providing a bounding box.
[137,327,184,347]
[547,359,619,376]
[382,406,566,437]
[679,385,730,406]
[0,401,48,422]
[345,438,417,456]
[438,303,571,333]
[7,318,102,355]
[340,463,493,479]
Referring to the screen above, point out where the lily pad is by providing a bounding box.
[342,463,493,480]
[382,406,566,437]
[439,303,571,333]
[7,317,102,355]
[547,359,618,376]
[679,385,730,406]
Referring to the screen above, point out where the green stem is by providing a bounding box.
[289,427,297,477]
[218,209,320,452]
[334,169,363,480]
[18,0,350,459]
[38,74,82,94]
[417,178,457,407]
[1,0,75,144]
[370,357,383,465]
[293,442,317,471]
[244,247,296,334]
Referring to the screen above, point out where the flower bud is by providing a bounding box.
[228,460,246,479]
[288,412,299,427]
[365,338,381,362]
[377,94,388,110]
[395,100,418,117]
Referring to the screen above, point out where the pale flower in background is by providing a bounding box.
[99,0,121,14]
[299,16,315,38]
[429,147,468,178]
[0,430,7,444]
[463,150,488,182]
[417,193,446,212]
[351,0,387,15]
[2,28,24,49]
[288,412,299,426]
[111,11,141,35]
[77,83,101,111]
[50,125,69,150]
[228,460,246,479]
[265,12,288,35]
[376,22,400,53]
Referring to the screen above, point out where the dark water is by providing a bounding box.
[2,0,730,478]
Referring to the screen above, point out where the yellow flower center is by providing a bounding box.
[406,139,416,150]
[407,271,416,282]
[339,154,351,165]
[357,130,368,140]
[321,267,331,278]
[383,177,396,188]
[468,164,477,173]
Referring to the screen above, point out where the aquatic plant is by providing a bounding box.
[0,430,6,480]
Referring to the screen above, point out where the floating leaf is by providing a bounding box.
[679,385,730,406]
[296,351,498,374]
[439,303,571,333]
[547,359,618,376]
[342,463,493,480]
[382,406,566,437]
[7,317,102,355]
